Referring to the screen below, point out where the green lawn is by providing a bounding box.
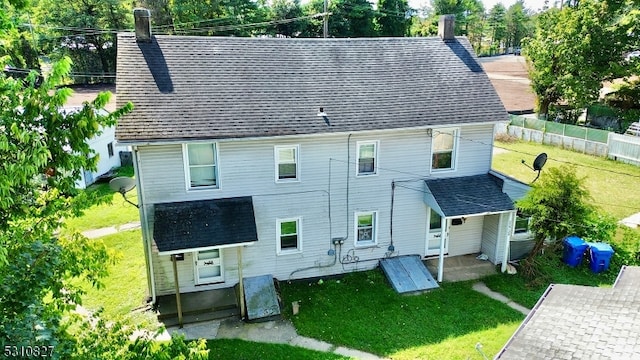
[206,339,350,360]
[64,166,140,232]
[74,229,157,328]
[492,140,640,220]
[489,139,640,307]
[279,270,524,358]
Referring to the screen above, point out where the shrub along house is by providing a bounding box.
[116,11,529,322]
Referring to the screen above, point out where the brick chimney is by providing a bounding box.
[438,15,455,41]
[133,8,152,43]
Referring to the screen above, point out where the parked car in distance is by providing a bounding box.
[625,122,640,137]
[514,47,522,56]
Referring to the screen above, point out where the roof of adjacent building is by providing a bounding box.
[496,266,640,359]
[153,197,258,254]
[115,34,507,143]
[424,174,515,217]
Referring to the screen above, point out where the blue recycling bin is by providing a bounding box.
[562,236,588,267]
[587,242,615,273]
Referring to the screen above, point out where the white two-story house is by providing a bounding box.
[115,12,529,306]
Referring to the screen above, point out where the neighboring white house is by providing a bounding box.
[115,13,529,303]
[62,106,126,189]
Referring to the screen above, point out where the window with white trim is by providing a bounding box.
[357,141,378,176]
[432,128,457,170]
[514,211,532,235]
[275,145,299,181]
[355,211,377,246]
[277,217,301,254]
[185,143,218,189]
[107,142,114,158]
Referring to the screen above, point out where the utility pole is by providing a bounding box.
[323,0,328,38]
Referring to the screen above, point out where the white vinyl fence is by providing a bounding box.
[608,133,640,166]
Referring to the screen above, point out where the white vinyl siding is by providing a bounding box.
[184,143,218,189]
[277,217,302,254]
[356,141,378,176]
[139,124,508,293]
[275,145,299,182]
[432,128,458,170]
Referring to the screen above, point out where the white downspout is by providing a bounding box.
[437,216,447,282]
[501,211,515,273]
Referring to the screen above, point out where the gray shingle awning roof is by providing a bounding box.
[424,174,515,217]
[115,35,507,142]
[496,266,640,359]
[153,197,257,254]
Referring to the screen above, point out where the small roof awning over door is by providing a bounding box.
[424,174,515,217]
[153,196,258,255]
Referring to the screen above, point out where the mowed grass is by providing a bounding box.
[391,322,520,360]
[206,339,350,360]
[74,229,157,328]
[64,166,140,232]
[492,140,640,220]
[279,270,524,358]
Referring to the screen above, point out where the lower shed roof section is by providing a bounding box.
[153,197,258,255]
[496,266,640,359]
[424,173,515,217]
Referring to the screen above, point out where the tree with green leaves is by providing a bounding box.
[517,165,617,269]
[168,0,270,37]
[505,0,531,50]
[487,4,507,54]
[375,0,412,37]
[302,0,376,37]
[33,0,132,83]
[0,1,208,356]
[524,0,628,116]
[270,0,308,37]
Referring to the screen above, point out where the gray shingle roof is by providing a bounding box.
[115,35,507,142]
[424,174,515,217]
[153,197,258,254]
[497,266,640,359]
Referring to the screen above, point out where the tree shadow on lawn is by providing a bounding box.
[279,269,524,357]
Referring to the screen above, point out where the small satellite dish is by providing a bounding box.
[533,153,547,171]
[109,177,136,194]
[109,177,138,208]
[521,153,548,183]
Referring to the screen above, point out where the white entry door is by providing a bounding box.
[194,249,224,285]
[426,209,447,256]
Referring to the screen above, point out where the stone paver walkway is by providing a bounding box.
[162,317,389,359]
[82,221,141,239]
[472,282,531,316]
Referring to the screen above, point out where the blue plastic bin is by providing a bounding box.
[562,236,588,267]
[587,242,615,273]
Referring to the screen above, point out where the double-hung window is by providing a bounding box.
[432,128,458,170]
[275,145,299,182]
[185,143,218,189]
[355,211,377,246]
[277,217,301,254]
[357,141,378,176]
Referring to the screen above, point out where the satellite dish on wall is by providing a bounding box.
[521,153,548,183]
[109,177,138,208]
